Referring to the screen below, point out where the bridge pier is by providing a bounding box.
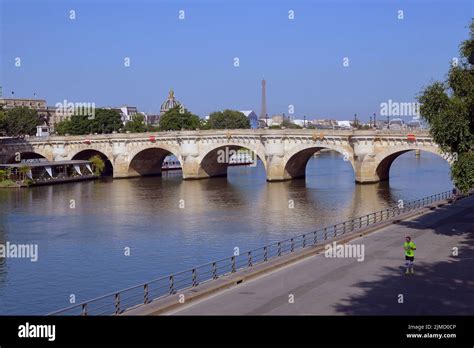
[354,156,382,184]
[181,155,218,180]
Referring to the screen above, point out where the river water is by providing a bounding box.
[0,151,452,314]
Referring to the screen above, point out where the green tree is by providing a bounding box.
[91,109,123,134]
[18,165,31,183]
[159,106,201,131]
[207,110,250,129]
[55,115,92,135]
[89,155,105,176]
[418,20,474,193]
[0,169,10,181]
[124,113,147,133]
[3,107,41,136]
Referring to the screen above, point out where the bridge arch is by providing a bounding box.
[127,145,183,177]
[280,143,355,180]
[374,147,450,182]
[71,149,114,176]
[196,142,267,179]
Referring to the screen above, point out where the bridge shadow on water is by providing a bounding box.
[333,198,474,315]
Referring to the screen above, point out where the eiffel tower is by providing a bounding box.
[259,78,267,121]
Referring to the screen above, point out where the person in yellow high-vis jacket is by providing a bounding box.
[404,236,417,275]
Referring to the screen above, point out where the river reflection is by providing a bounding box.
[0,151,452,314]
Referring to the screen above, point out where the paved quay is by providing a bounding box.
[164,195,474,315]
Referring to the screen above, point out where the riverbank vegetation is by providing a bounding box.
[0,167,32,188]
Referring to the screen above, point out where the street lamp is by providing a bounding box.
[373,112,376,129]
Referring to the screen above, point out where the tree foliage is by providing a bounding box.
[0,107,41,136]
[207,110,250,129]
[55,115,91,135]
[418,20,474,193]
[158,106,201,131]
[92,109,123,134]
[281,119,302,129]
[124,113,147,133]
[89,155,105,176]
[55,109,123,135]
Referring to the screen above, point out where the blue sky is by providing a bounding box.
[1,0,472,120]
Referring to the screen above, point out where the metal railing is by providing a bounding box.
[48,190,452,316]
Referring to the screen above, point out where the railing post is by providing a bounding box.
[263,246,268,261]
[366,214,370,226]
[169,275,175,294]
[313,231,317,245]
[81,303,87,316]
[192,268,197,287]
[359,216,362,228]
[231,256,236,272]
[115,293,120,315]
[144,283,149,304]
[277,242,282,256]
[302,234,306,248]
[212,262,217,279]
[324,227,328,240]
[248,251,253,267]
[290,238,294,252]
[343,222,346,234]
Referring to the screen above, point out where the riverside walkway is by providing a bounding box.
[151,195,474,315]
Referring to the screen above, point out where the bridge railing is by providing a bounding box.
[48,190,452,316]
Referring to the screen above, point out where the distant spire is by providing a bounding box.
[259,78,267,120]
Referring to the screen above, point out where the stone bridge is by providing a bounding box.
[0,129,450,183]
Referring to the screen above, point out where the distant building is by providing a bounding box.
[239,110,258,129]
[0,98,46,109]
[407,119,422,130]
[146,114,161,126]
[160,89,183,115]
[293,119,306,127]
[270,114,284,126]
[337,120,352,129]
[120,106,138,123]
[388,118,405,130]
[47,106,74,130]
[313,119,338,129]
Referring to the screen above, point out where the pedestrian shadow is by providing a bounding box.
[333,197,474,315]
